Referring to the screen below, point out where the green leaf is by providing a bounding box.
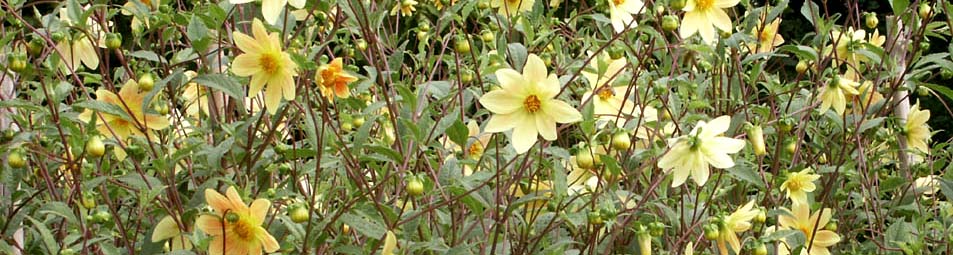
[73,100,133,121]
[26,216,59,254]
[892,0,910,16]
[128,50,161,62]
[340,212,386,239]
[919,82,953,101]
[800,1,820,26]
[193,74,246,102]
[727,160,765,188]
[447,120,468,149]
[39,202,78,224]
[507,43,528,71]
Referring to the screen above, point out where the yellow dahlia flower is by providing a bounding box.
[479,54,582,154]
[231,18,299,115]
[581,52,657,128]
[57,6,108,73]
[121,0,160,32]
[151,215,193,251]
[776,204,841,255]
[746,18,784,54]
[182,70,210,117]
[78,80,170,142]
[316,57,358,101]
[818,74,860,115]
[391,0,418,17]
[195,186,279,255]
[679,0,739,44]
[905,103,932,162]
[657,115,745,187]
[780,168,820,205]
[608,0,645,33]
[717,200,759,255]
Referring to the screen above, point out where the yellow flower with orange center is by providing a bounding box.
[195,186,279,255]
[679,0,739,43]
[316,57,359,101]
[780,168,820,205]
[746,18,784,53]
[231,18,299,115]
[78,80,170,142]
[775,203,841,255]
[491,0,535,16]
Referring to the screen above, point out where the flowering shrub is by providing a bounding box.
[1,0,952,254]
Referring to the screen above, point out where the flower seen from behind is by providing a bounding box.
[195,186,279,255]
[479,54,583,154]
[491,0,535,16]
[905,102,932,163]
[657,115,745,187]
[316,57,358,101]
[818,74,860,115]
[152,215,193,251]
[231,18,299,115]
[679,0,740,44]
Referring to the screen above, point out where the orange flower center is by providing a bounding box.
[597,86,615,101]
[524,95,541,113]
[259,53,280,74]
[230,216,257,241]
[468,143,484,158]
[695,0,714,10]
[613,0,625,6]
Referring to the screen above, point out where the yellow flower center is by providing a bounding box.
[468,142,484,158]
[259,53,280,74]
[230,216,257,241]
[695,0,714,10]
[524,95,542,113]
[786,179,802,191]
[597,86,615,101]
[759,29,772,42]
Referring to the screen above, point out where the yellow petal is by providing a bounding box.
[232,54,262,77]
[535,113,557,141]
[382,231,397,255]
[249,199,271,225]
[523,54,548,83]
[258,228,281,252]
[151,216,181,242]
[541,99,582,123]
[195,215,223,236]
[480,90,525,114]
[262,0,286,24]
[511,111,539,153]
[264,78,283,114]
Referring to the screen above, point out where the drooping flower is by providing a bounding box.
[776,204,841,255]
[182,71,210,118]
[490,0,535,16]
[390,0,418,16]
[827,27,886,68]
[230,0,306,24]
[780,168,820,205]
[382,230,397,255]
[479,54,583,154]
[679,0,740,44]
[316,57,358,101]
[608,0,645,33]
[195,186,279,255]
[78,80,171,142]
[716,200,759,255]
[913,175,940,195]
[57,6,109,73]
[152,215,193,251]
[905,103,932,162]
[818,74,860,115]
[746,18,784,53]
[657,115,745,187]
[581,52,657,128]
[566,157,603,195]
[231,19,299,115]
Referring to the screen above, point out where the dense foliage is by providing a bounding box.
[0,0,952,254]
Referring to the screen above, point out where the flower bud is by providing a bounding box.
[7,151,25,168]
[919,3,932,20]
[865,13,879,29]
[611,132,631,151]
[746,124,766,156]
[662,15,679,32]
[86,136,106,157]
[796,60,809,74]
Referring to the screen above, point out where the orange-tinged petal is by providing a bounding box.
[232,54,262,77]
[205,188,233,213]
[152,216,181,242]
[258,230,280,252]
[249,199,271,225]
[196,215,224,236]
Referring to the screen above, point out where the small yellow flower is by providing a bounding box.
[657,115,745,187]
[608,0,646,32]
[151,215,193,251]
[57,6,109,73]
[776,203,841,255]
[182,71,210,117]
[581,52,657,128]
[913,175,940,195]
[780,168,820,205]
[827,27,884,68]
[479,54,583,154]
[230,0,306,24]
[679,0,740,44]
[746,18,784,53]
[818,74,860,115]
[382,230,397,255]
[716,200,759,255]
[491,0,535,16]
[434,0,457,10]
[391,0,418,16]
[231,19,299,115]
[441,120,492,159]
[566,156,604,195]
[78,80,171,142]
[195,186,279,255]
[905,103,932,162]
[316,57,359,101]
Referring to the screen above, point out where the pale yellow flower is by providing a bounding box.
[151,215,193,251]
[913,175,940,195]
[827,27,884,67]
[679,0,740,44]
[230,0,306,24]
[818,74,860,115]
[78,80,171,142]
[658,115,744,187]
[581,52,657,128]
[195,186,279,255]
[717,200,759,255]
[781,168,820,205]
[316,57,358,101]
[231,19,299,115]
[566,157,603,195]
[182,71,210,117]
[608,0,645,33]
[391,0,418,16]
[441,120,492,159]
[434,0,457,10]
[491,0,535,16]
[746,18,784,53]
[57,6,109,73]
[905,103,932,162]
[382,231,397,255]
[479,54,583,154]
[121,0,160,32]
[776,204,841,255]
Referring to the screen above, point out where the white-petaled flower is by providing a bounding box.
[608,0,645,33]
